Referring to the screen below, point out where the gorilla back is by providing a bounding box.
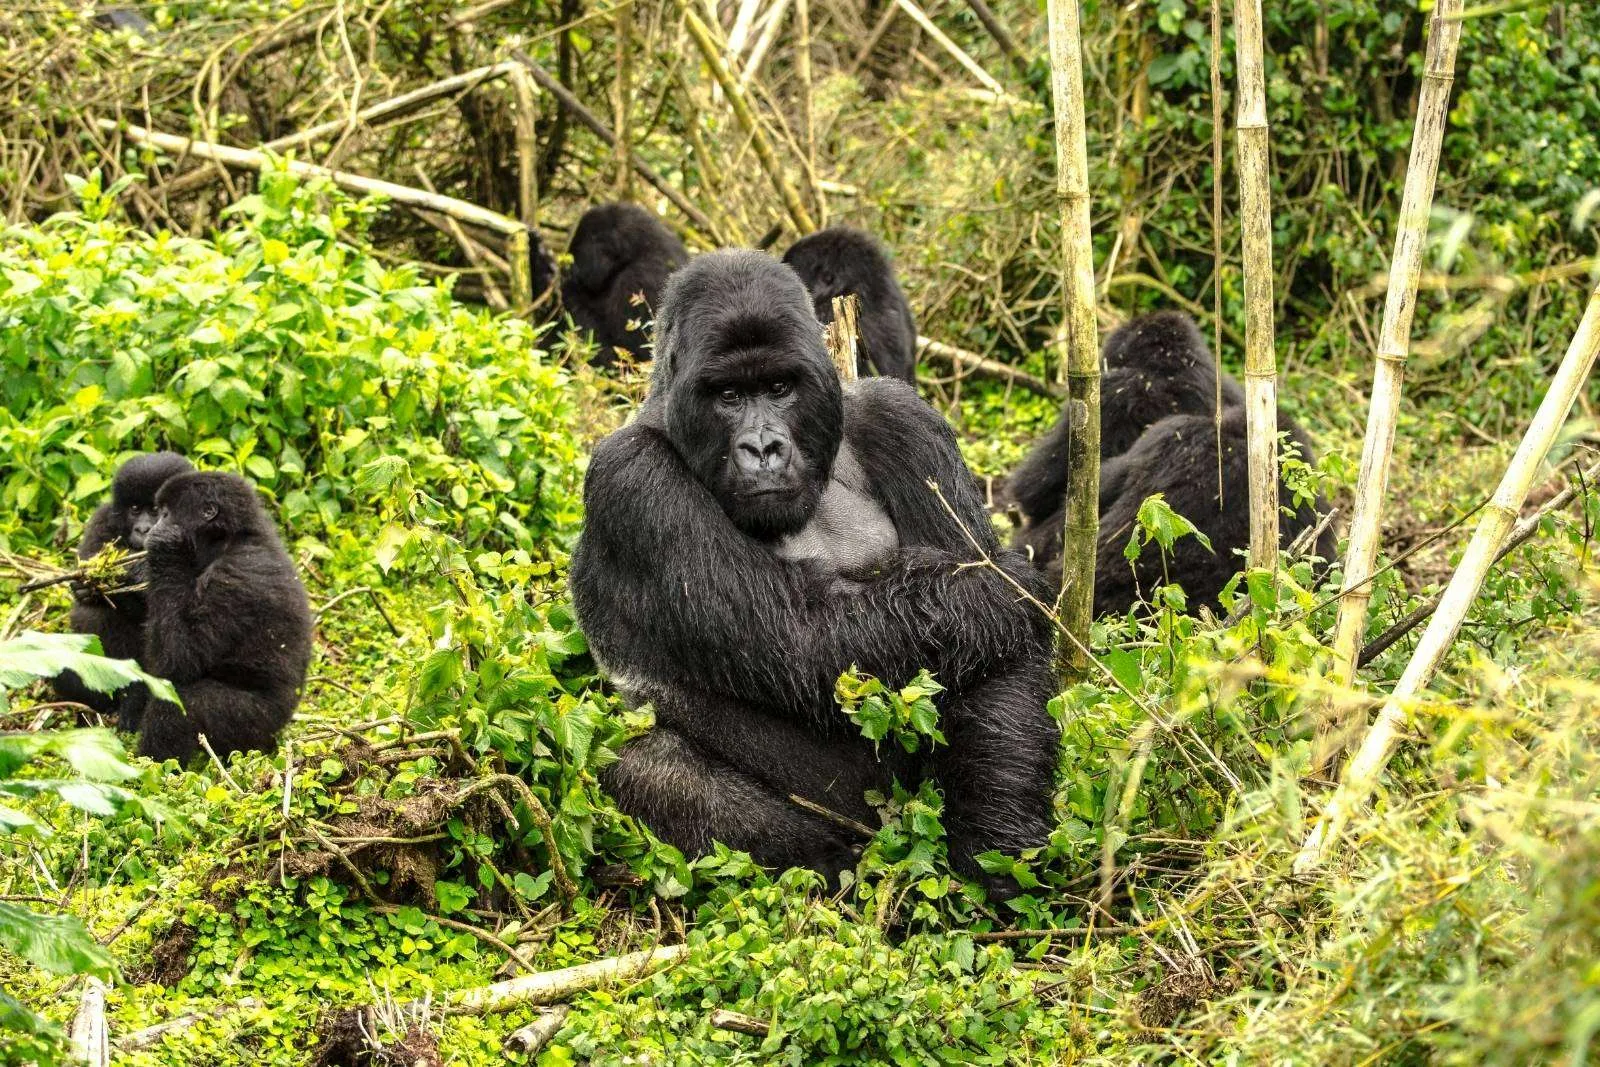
[572,250,1058,896]
[57,451,195,717]
[562,203,689,365]
[781,227,918,383]
[131,472,312,764]
[1006,311,1244,526]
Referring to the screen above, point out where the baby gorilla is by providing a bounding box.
[561,203,689,365]
[781,227,918,383]
[1006,311,1243,527]
[124,472,312,764]
[57,451,195,720]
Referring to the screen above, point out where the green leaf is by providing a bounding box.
[0,900,117,978]
[0,631,178,705]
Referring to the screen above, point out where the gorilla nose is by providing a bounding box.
[734,430,790,475]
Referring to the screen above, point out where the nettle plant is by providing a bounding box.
[0,168,582,558]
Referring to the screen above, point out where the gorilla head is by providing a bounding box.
[780,227,918,382]
[106,452,195,550]
[147,471,272,570]
[647,251,844,540]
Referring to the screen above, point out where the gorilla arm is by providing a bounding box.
[570,422,1047,725]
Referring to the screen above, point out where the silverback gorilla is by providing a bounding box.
[57,451,195,719]
[781,227,918,383]
[561,203,689,365]
[571,251,1058,895]
[122,472,312,764]
[1008,311,1334,614]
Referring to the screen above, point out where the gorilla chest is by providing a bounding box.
[773,443,898,576]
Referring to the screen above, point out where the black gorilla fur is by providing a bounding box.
[122,472,313,764]
[781,227,918,383]
[570,250,1058,894]
[56,451,195,718]
[1008,312,1335,615]
[1006,311,1244,527]
[561,203,689,365]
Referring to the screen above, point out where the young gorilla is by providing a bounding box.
[122,472,313,764]
[1006,311,1244,527]
[571,251,1058,896]
[1009,314,1335,614]
[561,203,689,366]
[56,452,195,719]
[781,227,918,383]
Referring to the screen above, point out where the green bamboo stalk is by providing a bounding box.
[1322,0,1465,757]
[1232,0,1278,571]
[1296,277,1600,873]
[1046,0,1100,679]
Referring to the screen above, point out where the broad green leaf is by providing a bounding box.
[0,900,117,978]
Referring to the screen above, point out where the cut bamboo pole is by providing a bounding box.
[1046,0,1101,679]
[431,946,687,1015]
[893,0,1007,97]
[738,0,794,91]
[106,119,526,235]
[826,294,862,380]
[795,0,819,223]
[1325,0,1465,717]
[1296,277,1600,873]
[70,977,109,1066]
[682,8,817,234]
[1231,0,1279,572]
[503,1005,570,1054]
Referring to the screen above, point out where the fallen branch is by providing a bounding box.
[426,946,687,1015]
[960,0,1028,75]
[1358,455,1600,666]
[893,0,1009,97]
[710,1008,770,1036]
[117,998,262,1052]
[70,977,109,1066]
[503,1005,571,1055]
[916,336,1063,397]
[786,792,874,837]
[509,49,719,240]
[103,120,526,236]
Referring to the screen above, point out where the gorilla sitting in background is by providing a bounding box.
[123,472,312,764]
[571,251,1058,895]
[781,227,918,383]
[1008,311,1334,615]
[561,203,689,366]
[1006,311,1243,528]
[56,451,195,720]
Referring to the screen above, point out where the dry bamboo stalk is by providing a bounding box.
[161,64,519,199]
[826,294,862,380]
[1295,278,1600,873]
[1231,0,1279,572]
[1209,0,1226,504]
[615,4,635,196]
[795,0,818,222]
[503,1005,570,1054]
[106,120,527,235]
[710,1008,772,1035]
[431,946,687,1015]
[1326,0,1466,713]
[70,978,109,1066]
[893,0,1007,97]
[727,0,766,57]
[738,0,794,90]
[960,0,1027,75]
[682,9,817,234]
[506,230,534,309]
[1357,454,1600,667]
[916,336,1063,396]
[508,64,541,232]
[1046,0,1101,679]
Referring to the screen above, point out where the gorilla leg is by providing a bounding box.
[137,680,294,764]
[604,728,862,878]
[932,660,1060,892]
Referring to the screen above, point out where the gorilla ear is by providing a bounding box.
[203,502,219,522]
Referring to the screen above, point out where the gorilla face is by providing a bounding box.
[651,251,844,540]
[148,472,269,569]
[109,452,195,549]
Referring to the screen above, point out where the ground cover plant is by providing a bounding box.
[2,0,1600,1063]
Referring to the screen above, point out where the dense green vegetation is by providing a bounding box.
[2,0,1599,1063]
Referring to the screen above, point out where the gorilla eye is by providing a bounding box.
[769,380,792,398]
[127,505,141,515]
[718,387,740,405]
